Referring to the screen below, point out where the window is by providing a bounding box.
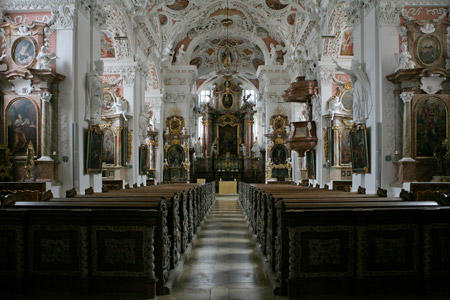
[198,90,212,105]
[242,89,256,104]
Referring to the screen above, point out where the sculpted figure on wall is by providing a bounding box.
[86,60,111,125]
[333,59,371,124]
[36,43,57,70]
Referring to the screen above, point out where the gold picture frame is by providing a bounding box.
[167,116,184,135]
[416,34,441,67]
[11,36,38,68]
[221,93,235,110]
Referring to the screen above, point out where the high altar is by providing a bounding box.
[193,78,264,184]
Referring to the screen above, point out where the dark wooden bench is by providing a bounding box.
[0,206,159,298]
[238,182,448,297]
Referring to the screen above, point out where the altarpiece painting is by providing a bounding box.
[86,125,103,174]
[416,97,447,157]
[6,98,38,156]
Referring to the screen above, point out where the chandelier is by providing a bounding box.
[214,0,240,77]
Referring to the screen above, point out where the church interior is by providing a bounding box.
[1,0,450,299]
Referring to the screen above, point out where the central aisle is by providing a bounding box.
[158,195,285,300]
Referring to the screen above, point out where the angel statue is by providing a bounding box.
[36,45,57,70]
[112,96,128,121]
[333,59,371,124]
[269,44,279,65]
[328,95,346,120]
[240,143,246,158]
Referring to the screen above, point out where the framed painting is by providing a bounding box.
[101,30,115,58]
[139,144,148,175]
[222,93,234,110]
[416,35,441,66]
[102,128,115,165]
[167,144,185,165]
[350,124,369,173]
[415,97,447,157]
[218,124,238,156]
[306,149,316,179]
[86,125,103,174]
[6,98,38,156]
[340,128,352,166]
[270,144,288,165]
[102,89,115,113]
[11,37,37,68]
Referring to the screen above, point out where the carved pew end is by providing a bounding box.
[40,190,53,201]
[376,187,388,197]
[125,183,130,189]
[323,184,329,190]
[133,183,138,188]
[315,184,320,189]
[85,187,94,195]
[357,186,366,194]
[400,189,413,201]
[102,185,109,193]
[66,188,77,198]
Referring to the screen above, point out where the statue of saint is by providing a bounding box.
[86,60,114,125]
[333,59,371,124]
[174,44,187,65]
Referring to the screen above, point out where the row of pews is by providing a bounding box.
[0,182,215,298]
[239,182,450,299]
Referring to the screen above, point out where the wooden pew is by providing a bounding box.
[0,207,159,298]
[238,182,447,297]
[10,199,169,296]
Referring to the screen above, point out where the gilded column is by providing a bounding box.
[115,126,123,167]
[332,123,340,167]
[38,91,52,161]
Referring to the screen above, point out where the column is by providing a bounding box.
[244,119,254,158]
[115,126,123,167]
[38,91,53,161]
[202,118,211,157]
[332,123,340,167]
[400,92,414,160]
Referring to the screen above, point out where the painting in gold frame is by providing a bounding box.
[350,124,369,173]
[11,37,37,68]
[139,144,149,175]
[416,34,441,66]
[86,125,103,174]
[6,98,39,156]
[222,93,234,110]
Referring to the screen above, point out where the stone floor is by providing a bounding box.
[157,195,287,300]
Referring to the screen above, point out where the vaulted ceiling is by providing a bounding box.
[104,0,350,89]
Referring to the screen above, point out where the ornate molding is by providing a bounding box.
[39,91,52,103]
[377,1,403,25]
[319,67,335,86]
[52,4,76,29]
[420,75,445,95]
[104,65,137,87]
[9,77,34,96]
[400,91,414,104]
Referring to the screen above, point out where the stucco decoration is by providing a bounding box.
[420,75,445,95]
